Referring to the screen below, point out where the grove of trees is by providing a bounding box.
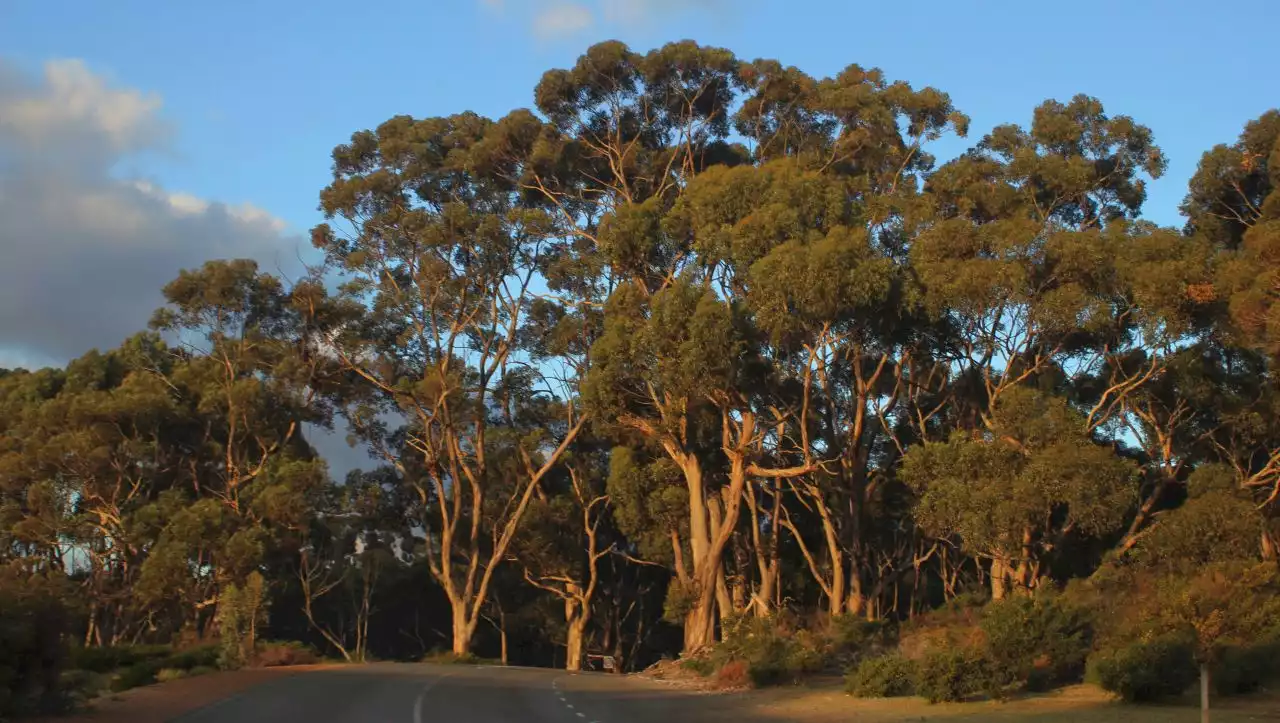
[3,39,1279,713]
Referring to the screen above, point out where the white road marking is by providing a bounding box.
[566,703,574,709]
[576,713,585,719]
[413,674,451,723]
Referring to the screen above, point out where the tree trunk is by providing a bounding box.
[451,602,474,656]
[1201,662,1210,723]
[990,557,1012,600]
[683,588,717,652]
[565,606,587,671]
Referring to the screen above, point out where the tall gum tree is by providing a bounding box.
[312,112,585,655]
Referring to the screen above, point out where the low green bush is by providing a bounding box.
[155,668,188,683]
[1212,636,1280,696]
[845,654,917,698]
[1086,633,1197,702]
[255,640,320,667]
[679,657,715,677]
[165,644,220,671]
[915,648,1003,703]
[828,617,895,666]
[109,661,161,692]
[0,570,73,717]
[981,592,1093,690]
[69,644,171,674]
[421,649,496,666]
[713,660,751,689]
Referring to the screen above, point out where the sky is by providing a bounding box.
[1,0,1278,472]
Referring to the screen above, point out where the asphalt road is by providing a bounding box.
[173,664,733,723]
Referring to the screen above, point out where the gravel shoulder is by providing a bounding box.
[27,665,336,723]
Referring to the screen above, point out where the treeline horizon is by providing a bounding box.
[3,39,1279,682]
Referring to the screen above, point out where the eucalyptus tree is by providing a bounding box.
[902,387,1137,598]
[312,110,586,655]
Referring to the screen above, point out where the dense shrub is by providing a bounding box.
[714,614,816,687]
[981,593,1093,689]
[110,661,161,692]
[915,648,1003,703]
[846,654,917,698]
[1086,633,1198,702]
[678,656,715,677]
[422,649,490,665]
[0,571,73,717]
[254,640,320,667]
[827,618,895,667]
[1211,636,1280,696]
[69,644,172,674]
[165,644,220,671]
[156,668,188,683]
[713,660,751,689]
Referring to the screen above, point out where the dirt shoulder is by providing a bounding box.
[29,665,334,723]
[634,666,1280,723]
[717,683,1280,723]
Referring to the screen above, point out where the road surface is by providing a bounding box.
[173,664,743,723]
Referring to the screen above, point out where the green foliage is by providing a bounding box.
[679,657,715,677]
[110,661,161,692]
[1086,633,1198,702]
[421,650,491,666]
[1211,634,1280,696]
[217,572,268,670]
[713,660,751,690]
[164,644,221,671]
[981,593,1093,689]
[845,654,917,698]
[710,614,827,687]
[0,570,72,717]
[69,644,173,674]
[915,648,1003,704]
[155,668,188,683]
[254,640,319,667]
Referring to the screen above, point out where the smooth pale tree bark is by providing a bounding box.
[522,474,610,670]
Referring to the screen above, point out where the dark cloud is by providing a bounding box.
[0,58,306,368]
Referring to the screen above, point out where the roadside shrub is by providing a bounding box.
[254,640,319,667]
[69,644,172,673]
[0,570,73,717]
[422,649,487,665]
[165,644,220,671]
[1086,633,1197,702]
[828,617,894,666]
[714,613,819,687]
[110,661,160,692]
[982,593,1093,689]
[679,656,715,677]
[155,668,188,683]
[915,648,1002,703]
[713,660,751,689]
[744,637,800,687]
[846,654,917,698]
[188,665,218,677]
[1212,636,1280,696]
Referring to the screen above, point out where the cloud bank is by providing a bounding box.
[0,59,303,369]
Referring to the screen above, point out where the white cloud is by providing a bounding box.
[0,58,302,368]
[482,0,725,40]
[532,2,594,39]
